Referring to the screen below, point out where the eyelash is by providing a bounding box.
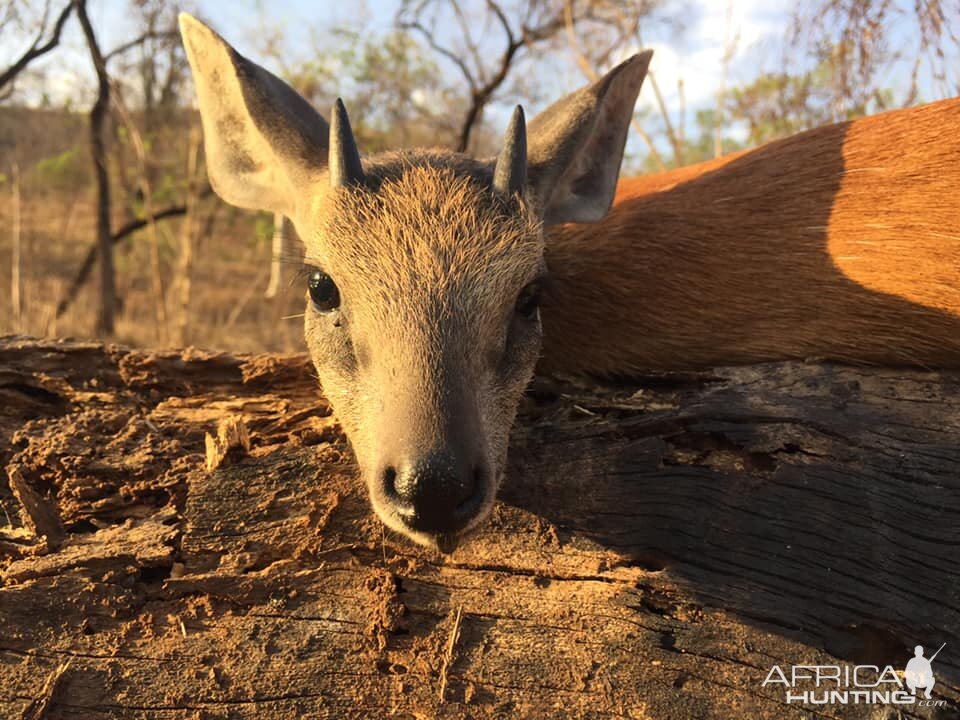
[295,263,319,283]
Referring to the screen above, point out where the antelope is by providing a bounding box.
[179,15,960,552]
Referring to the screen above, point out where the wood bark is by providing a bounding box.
[0,338,957,719]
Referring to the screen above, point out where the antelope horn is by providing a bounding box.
[493,105,527,197]
[329,98,365,188]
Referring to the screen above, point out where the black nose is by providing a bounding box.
[381,451,485,534]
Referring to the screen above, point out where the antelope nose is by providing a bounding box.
[382,451,485,534]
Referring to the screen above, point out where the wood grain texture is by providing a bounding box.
[0,337,957,719]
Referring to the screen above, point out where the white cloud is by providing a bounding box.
[636,0,790,114]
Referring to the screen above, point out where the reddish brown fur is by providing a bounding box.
[540,98,960,374]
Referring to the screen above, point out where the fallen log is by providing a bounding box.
[0,336,957,719]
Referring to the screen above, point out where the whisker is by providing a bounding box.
[281,313,305,320]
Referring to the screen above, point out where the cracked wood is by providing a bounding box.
[0,337,957,719]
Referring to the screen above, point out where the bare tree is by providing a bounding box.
[48,0,185,337]
[0,1,75,94]
[10,164,22,332]
[789,0,960,119]
[115,0,186,134]
[397,0,664,153]
[714,0,736,158]
[562,0,666,170]
[107,0,188,228]
[76,0,115,336]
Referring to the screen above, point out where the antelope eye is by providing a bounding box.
[515,282,541,320]
[308,271,340,311]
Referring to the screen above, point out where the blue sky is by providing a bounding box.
[3,0,957,161]
[1,0,791,113]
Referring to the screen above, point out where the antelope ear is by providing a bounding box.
[178,13,328,218]
[526,51,652,225]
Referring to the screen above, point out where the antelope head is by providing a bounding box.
[179,14,651,552]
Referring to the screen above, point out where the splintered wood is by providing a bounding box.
[204,415,251,471]
[0,338,958,719]
[19,659,72,720]
[5,464,64,550]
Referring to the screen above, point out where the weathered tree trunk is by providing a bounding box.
[0,338,957,719]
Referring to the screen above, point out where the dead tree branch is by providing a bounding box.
[104,29,178,63]
[0,1,75,93]
[55,189,212,320]
[399,1,659,154]
[398,0,576,152]
[76,0,115,336]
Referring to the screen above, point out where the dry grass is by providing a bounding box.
[0,193,308,353]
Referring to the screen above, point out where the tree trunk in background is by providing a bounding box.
[10,164,21,332]
[265,214,293,299]
[173,128,202,346]
[77,0,115,337]
[113,93,168,343]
